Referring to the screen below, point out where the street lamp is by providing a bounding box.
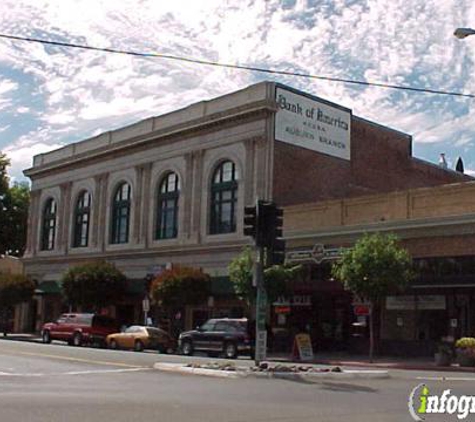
[454,28,475,39]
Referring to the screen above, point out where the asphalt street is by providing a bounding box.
[1,339,475,422]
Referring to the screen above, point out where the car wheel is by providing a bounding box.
[134,340,144,352]
[109,339,118,350]
[42,330,51,344]
[72,332,83,347]
[224,342,237,359]
[181,340,193,356]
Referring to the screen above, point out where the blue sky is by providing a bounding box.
[1,0,475,182]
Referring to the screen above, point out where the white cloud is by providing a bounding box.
[0,0,474,181]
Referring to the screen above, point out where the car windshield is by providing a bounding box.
[125,326,144,334]
[146,328,163,336]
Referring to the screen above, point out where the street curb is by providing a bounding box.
[153,363,390,380]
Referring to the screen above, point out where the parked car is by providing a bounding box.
[178,318,253,359]
[41,313,119,347]
[106,326,176,353]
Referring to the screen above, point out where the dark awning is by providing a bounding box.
[211,276,235,296]
[35,280,62,295]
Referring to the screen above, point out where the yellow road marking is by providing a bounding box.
[2,350,145,368]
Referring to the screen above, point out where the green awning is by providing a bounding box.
[126,279,146,295]
[211,276,235,296]
[35,280,62,295]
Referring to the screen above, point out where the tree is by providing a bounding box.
[331,233,414,362]
[2,182,30,256]
[150,266,210,308]
[0,273,35,335]
[150,266,210,336]
[62,261,126,311]
[0,152,30,256]
[228,247,301,306]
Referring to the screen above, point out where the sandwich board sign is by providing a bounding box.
[292,333,314,361]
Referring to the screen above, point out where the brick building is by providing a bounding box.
[283,182,475,356]
[22,81,471,352]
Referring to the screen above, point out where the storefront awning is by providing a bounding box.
[126,279,146,296]
[35,280,62,295]
[211,276,235,296]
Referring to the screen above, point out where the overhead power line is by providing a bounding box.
[0,32,474,99]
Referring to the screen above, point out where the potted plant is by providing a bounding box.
[455,337,475,367]
[434,341,453,367]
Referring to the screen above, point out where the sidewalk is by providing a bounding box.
[268,351,475,373]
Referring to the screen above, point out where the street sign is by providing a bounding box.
[255,331,267,362]
[142,297,150,313]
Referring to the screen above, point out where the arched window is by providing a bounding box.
[111,182,131,244]
[209,160,238,234]
[41,198,57,250]
[73,190,91,248]
[156,172,180,240]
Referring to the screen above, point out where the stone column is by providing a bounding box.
[244,138,257,205]
[139,163,152,248]
[183,152,194,240]
[190,149,204,243]
[59,182,72,254]
[95,173,109,251]
[26,189,41,257]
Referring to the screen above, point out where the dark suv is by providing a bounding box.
[178,318,253,359]
[41,313,119,347]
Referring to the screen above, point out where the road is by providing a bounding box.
[1,339,474,422]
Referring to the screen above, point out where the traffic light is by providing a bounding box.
[244,201,285,262]
[243,204,258,240]
[263,205,285,265]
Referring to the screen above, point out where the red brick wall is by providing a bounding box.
[273,117,472,206]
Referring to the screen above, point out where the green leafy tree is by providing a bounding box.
[0,152,11,254]
[150,266,211,307]
[0,273,35,335]
[2,182,30,256]
[150,266,211,335]
[229,247,301,306]
[331,233,414,361]
[62,261,126,311]
[0,153,30,256]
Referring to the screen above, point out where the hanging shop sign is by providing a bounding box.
[386,295,446,310]
[286,244,345,265]
[273,295,312,307]
[275,87,351,161]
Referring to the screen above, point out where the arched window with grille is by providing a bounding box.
[156,172,180,240]
[209,160,238,234]
[73,190,91,248]
[111,182,131,244]
[41,198,57,250]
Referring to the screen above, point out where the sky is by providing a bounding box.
[1,0,475,182]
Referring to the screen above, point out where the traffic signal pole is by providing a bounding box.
[254,243,267,366]
[243,199,284,365]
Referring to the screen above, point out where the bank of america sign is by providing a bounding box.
[274,87,351,161]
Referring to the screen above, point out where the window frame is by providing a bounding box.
[41,198,57,251]
[209,161,238,235]
[110,182,131,245]
[155,172,180,240]
[72,190,91,248]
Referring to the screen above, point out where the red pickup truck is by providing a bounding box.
[41,313,119,347]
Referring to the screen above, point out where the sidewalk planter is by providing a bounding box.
[455,338,475,367]
[434,352,452,367]
[434,342,453,367]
